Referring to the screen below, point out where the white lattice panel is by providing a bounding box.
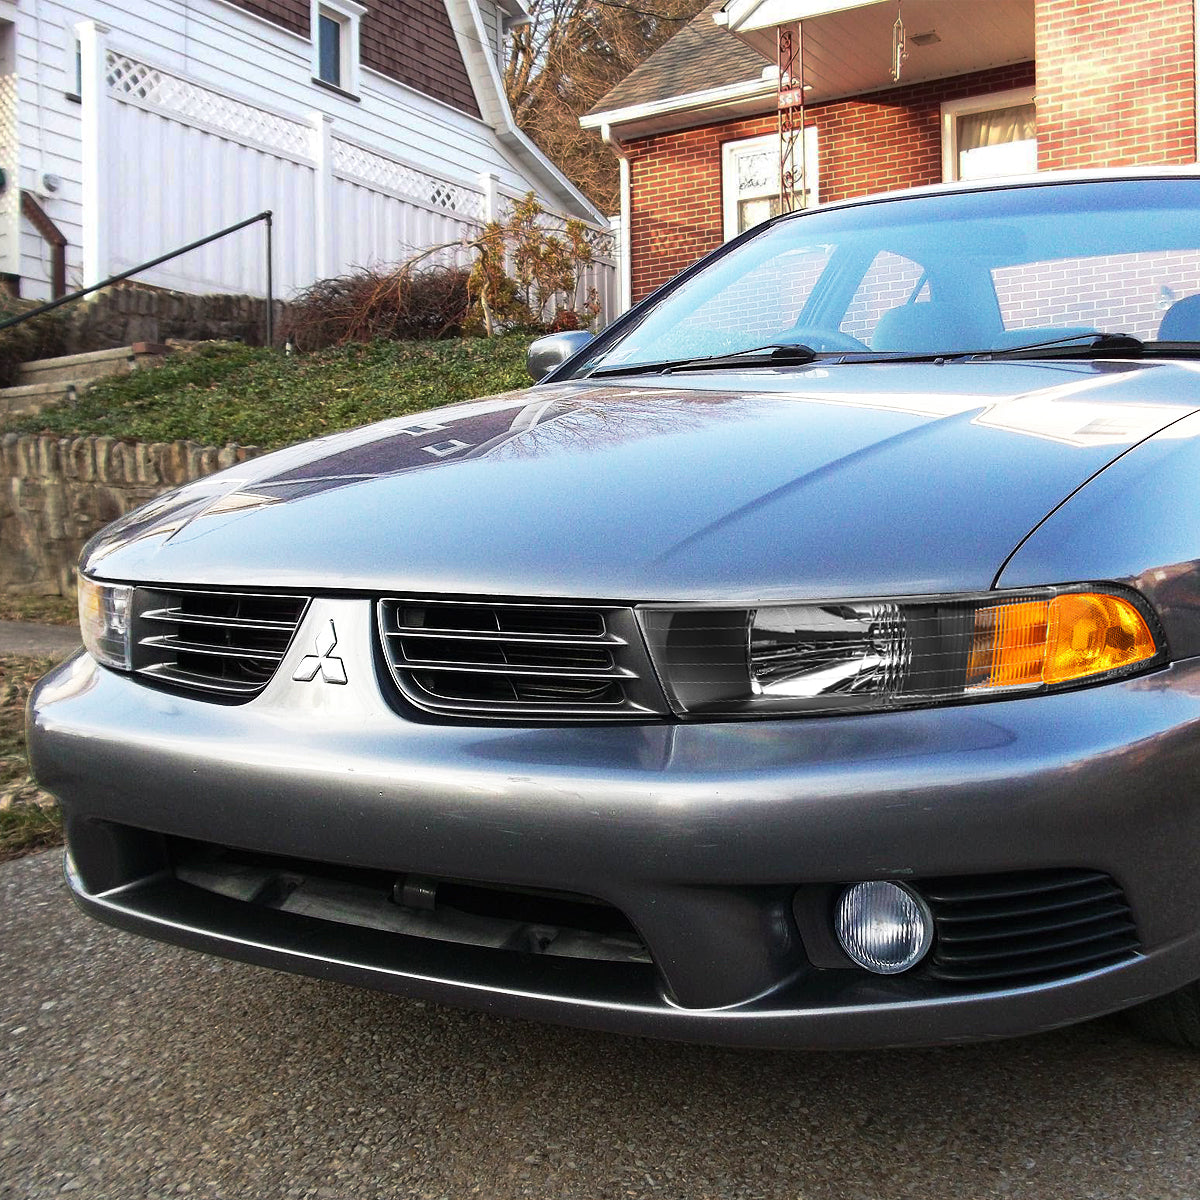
[332,140,487,220]
[106,53,312,159]
[496,194,615,262]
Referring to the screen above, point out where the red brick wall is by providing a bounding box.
[227,0,480,116]
[624,63,1035,301]
[1036,0,1196,170]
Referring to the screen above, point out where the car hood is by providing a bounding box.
[82,359,1200,602]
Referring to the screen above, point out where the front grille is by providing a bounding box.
[131,587,309,700]
[919,869,1140,986]
[378,597,669,719]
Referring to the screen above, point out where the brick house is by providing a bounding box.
[581,0,1196,309]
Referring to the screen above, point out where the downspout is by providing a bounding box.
[601,123,632,315]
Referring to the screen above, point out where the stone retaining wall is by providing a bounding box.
[64,285,288,353]
[1,434,262,596]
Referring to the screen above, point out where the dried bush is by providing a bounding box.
[286,195,600,349]
[0,301,68,387]
[287,263,471,351]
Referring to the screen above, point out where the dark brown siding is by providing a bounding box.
[361,1,480,118]
[225,0,482,117]
[229,0,309,36]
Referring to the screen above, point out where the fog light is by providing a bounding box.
[835,881,933,974]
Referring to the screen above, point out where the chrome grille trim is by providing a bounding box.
[131,588,310,702]
[377,597,670,720]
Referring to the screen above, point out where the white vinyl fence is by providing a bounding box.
[80,28,616,321]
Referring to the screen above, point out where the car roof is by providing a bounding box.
[779,166,1200,224]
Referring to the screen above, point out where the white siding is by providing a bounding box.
[15,0,600,300]
[477,0,505,75]
[0,17,18,279]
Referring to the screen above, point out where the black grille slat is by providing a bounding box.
[138,636,287,663]
[133,588,308,702]
[935,903,1131,944]
[927,936,1142,984]
[379,598,669,720]
[931,919,1138,964]
[930,884,1124,925]
[141,609,300,632]
[919,868,1140,987]
[921,870,1114,904]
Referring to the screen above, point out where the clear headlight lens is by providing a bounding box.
[640,586,1161,717]
[78,576,133,671]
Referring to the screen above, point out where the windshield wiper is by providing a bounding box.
[587,332,1161,379]
[965,332,1146,360]
[588,343,819,378]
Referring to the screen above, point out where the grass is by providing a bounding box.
[0,804,62,862]
[0,654,62,862]
[2,334,538,450]
[0,594,77,625]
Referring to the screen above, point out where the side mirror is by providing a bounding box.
[527,330,594,382]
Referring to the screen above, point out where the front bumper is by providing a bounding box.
[29,598,1200,1048]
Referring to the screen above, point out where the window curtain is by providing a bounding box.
[957,103,1037,180]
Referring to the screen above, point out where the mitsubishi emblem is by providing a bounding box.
[292,619,348,685]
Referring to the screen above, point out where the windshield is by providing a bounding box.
[579,179,1200,373]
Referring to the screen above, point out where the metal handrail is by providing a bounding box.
[0,211,275,346]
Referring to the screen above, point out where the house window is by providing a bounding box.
[721,129,818,242]
[942,88,1037,182]
[311,0,366,96]
[64,38,82,101]
[318,14,342,86]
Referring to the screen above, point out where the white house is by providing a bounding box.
[0,0,616,315]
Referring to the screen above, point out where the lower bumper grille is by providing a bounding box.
[919,869,1140,986]
[168,841,651,965]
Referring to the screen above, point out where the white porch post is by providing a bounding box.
[77,20,110,288]
[478,171,499,222]
[310,112,334,281]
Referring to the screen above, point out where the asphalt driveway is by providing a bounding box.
[3,848,1199,1200]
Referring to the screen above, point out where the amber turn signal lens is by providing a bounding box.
[1043,592,1157,684]
[968,592,1156,691]
[967,599,1049,689]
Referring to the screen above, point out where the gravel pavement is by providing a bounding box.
[4,848,1200,1200]
[0,622,79,659]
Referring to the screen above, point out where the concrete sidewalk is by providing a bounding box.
[0,620,80,659]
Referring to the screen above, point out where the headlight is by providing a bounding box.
[639,585,1162,717]
[78,576,133,671]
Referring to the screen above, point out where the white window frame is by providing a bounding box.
[941,87,1036,182]
[721,128,818,242]
[311,0,366,96]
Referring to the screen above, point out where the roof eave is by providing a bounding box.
[581,76,776,142]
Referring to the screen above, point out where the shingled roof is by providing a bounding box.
[586,0,768,116]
